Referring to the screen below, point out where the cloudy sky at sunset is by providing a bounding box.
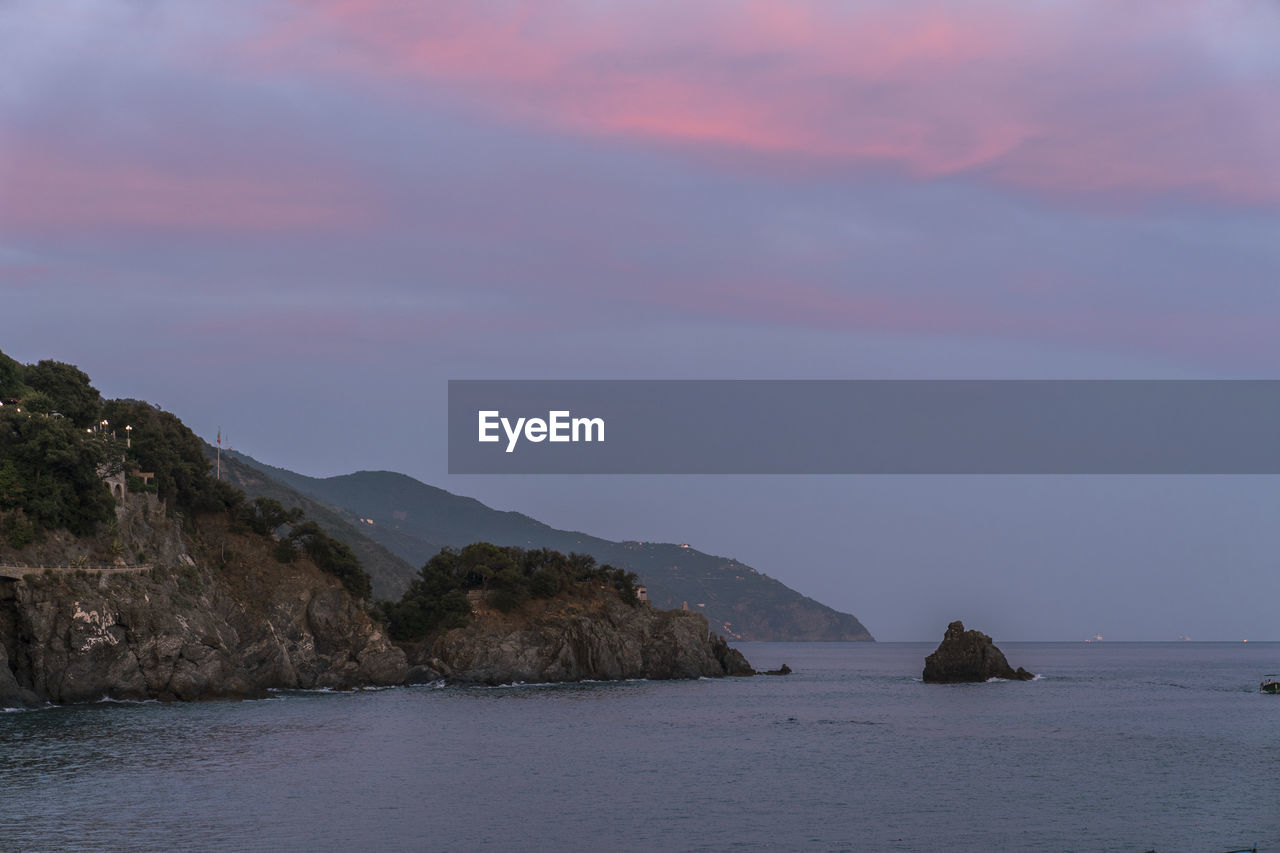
[3,1,1278,639]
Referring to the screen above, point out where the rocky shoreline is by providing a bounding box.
[0,547,406,709]
[1,511,754,707]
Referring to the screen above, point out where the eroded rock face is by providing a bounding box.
[405,592,754,685]
[0,524,407,705]
[922,620,1034,683]
[0,640,41,708]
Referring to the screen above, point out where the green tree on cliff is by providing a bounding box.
[276,521,372,600]
[0,351,26,398]
[0,406,115,535]
[381,543,640,641]
[23,360,102,428]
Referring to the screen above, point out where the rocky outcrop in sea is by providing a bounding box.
[922,620,1034,683]
[404,590,754,685]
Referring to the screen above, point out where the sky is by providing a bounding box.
[2,0,1279,640]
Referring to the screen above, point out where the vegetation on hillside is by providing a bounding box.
[0,349,374,601]
[230,463,875,641]
[0,406,117,543]
[101,399,243,516]
[210,449,417,600]
[1,354,117,544]
[381,543,640,641]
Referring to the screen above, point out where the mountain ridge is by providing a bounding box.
[225,450,874,642]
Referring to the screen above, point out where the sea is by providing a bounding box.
[2,642,1277,852]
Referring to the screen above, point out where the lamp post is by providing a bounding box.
[125,425,132,449]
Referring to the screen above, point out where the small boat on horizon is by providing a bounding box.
[1085,633,1103,643]
[1261,675,1280,695]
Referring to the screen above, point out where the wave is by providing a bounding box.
[479,680,581,689]
[459,677,653,689]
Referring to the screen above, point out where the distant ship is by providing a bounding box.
[1085,633,1103,643]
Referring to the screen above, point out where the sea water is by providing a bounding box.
[2,642,1277,852]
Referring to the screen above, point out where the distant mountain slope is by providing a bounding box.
[205,446,418,599]
[227,452,873,641]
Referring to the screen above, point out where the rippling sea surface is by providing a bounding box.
[3,642,1277,852]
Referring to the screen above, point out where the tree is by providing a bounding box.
[456,542,518,589]
[0,407,115,535]
[236,497,304,536]
[281,521,372,600]
[0,350,25,398]
[382,553,472,640]
[23,360,101,428]
[0,460,24,510]
[379,542,641,641]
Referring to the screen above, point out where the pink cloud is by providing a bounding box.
[239,0,1279,206]
[0,133,372,233]
[639,274,1280,367]
[167,304,563,365]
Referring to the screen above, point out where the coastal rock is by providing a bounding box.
[922,620,1034,683]
[0,513,407,704]
[405,589,754,685]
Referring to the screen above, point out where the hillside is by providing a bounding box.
[206,446,418,599]
[227,452,874,641]
[0,348,408,705]
[0,348,758,704]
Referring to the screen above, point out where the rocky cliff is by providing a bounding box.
[405,589,754,685]
[922,620,1034,683]
[0,502,406,708]
[1,498,755,706]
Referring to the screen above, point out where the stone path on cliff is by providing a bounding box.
[0,563,154,580]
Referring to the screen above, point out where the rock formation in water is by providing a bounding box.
[0,507,406,708]
[403,587,754,685]
[922,620,1034,683]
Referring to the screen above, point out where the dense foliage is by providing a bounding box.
[23,361,103,428]
[0,352,240,542]
[382,543,640,641]
[0,406,117,542]
[0,351,118,543]
[0,351,24,399]
[0,355,104,428]
[0,349,376,603]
